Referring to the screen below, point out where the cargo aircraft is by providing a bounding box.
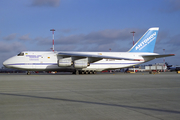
[3,27,175,74]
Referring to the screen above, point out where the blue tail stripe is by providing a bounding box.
[128,27,159,53]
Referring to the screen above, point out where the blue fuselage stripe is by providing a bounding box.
[6,62,140,66]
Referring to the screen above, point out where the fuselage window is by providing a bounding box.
[17,52,24,56]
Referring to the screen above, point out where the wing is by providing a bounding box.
[58,52,137,63]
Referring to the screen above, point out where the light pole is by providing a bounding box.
[131,31,136,73]
[50,29,55,52]
[163,49,166,72]
[131,31,135,46]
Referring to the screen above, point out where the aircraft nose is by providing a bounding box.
[3,59,12,68]
[3,60,8,67]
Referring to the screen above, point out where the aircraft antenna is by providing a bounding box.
[50,29,55,52]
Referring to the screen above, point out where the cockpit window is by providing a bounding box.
[17,52,24,56]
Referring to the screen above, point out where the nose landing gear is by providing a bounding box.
[27,71,31,75]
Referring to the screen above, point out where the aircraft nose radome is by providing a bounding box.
[3,60,8,67]
[3,59,11,68]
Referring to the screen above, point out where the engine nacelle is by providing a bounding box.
[74,62,89,68]
[58,58,72,67]
[74,58,89,68]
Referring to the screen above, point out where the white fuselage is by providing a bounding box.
[3,51,157,72]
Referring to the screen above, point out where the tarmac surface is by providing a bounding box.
[0,72,180,120]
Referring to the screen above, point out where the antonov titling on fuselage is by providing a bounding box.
[3,27,174,74]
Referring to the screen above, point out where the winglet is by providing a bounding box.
[128,27,159,53]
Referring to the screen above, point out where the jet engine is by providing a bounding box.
[58,58,72,67]
[73,58,89,68]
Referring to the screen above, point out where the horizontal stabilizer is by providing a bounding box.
[142,54,175,59]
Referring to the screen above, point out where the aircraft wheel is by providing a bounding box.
[76,70,79,75]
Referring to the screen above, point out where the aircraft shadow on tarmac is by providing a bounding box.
[0,92,180,114]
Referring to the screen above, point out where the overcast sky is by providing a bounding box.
[0,0,180,67]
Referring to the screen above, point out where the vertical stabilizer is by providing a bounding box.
[128,27,159,53]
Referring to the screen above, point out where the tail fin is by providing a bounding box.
[165,62,172,68]
[128,27,159,53]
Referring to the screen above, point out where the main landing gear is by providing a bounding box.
[73,70,96,75]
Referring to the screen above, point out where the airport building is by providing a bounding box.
[128,63,167,72]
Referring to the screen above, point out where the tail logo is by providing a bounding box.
[128,27,159,53]
[135,32,157,51]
